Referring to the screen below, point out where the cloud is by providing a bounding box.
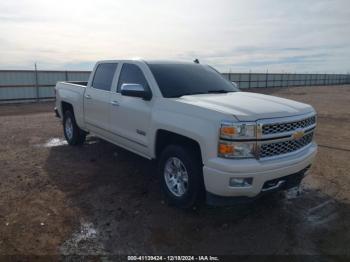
[0,0,349,73]
[230,53,329,67]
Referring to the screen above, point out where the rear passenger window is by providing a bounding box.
[117,63,149,92]
[92,63,118,91]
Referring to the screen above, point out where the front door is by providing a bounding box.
[109,63,153,156]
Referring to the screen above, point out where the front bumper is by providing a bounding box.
[203,142,317,201]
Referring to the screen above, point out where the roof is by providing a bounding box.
[145,60,196,65]
[97,59,199,65]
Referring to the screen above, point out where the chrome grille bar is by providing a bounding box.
[262,115,316,135]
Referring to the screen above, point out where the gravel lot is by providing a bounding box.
[0,85,350,256]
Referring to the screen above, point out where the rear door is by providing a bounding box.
[84,63,118,133]
[109,63,153,156]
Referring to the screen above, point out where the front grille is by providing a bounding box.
[262,115,316,135]
[260,132,314,158]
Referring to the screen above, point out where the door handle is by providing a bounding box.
[85,94,92,99]
[111,100,120,106]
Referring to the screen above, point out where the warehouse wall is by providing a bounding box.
[0,70,349,103]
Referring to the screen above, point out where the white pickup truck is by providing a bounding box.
[55,60,317,207]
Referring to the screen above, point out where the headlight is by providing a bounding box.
[219,121,257,159]
[220,122,256,140]
[218,141,256,158]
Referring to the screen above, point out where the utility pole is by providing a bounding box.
[248,69,251,89]
[34,62,39,102]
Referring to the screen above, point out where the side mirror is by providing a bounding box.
[231,81,239,90]
[120,83,152,100]
[232,81,238,88]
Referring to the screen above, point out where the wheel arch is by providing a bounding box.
[154,129,203,165]
[61,101,74,116]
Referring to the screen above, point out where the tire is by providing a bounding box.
[158,145,204,208]
[63,110,86,145]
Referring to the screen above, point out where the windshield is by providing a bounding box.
[148,63,239,98]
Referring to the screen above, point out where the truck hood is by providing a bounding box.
[175,92,314,121]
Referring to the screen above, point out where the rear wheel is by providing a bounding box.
[63,110,86,145]
[158,145,204,208]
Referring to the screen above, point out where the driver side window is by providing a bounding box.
[117,63,149,92]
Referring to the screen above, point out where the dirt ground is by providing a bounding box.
[0,85,350,256]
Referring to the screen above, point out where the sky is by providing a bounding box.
[0,0,349,73]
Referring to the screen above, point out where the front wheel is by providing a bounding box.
[158,145,204,208]
[63,110,86,145]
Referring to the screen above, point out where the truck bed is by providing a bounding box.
[64,81,88,86]
[55,81,87,129]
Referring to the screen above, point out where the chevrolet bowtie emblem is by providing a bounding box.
[292,129,305,140]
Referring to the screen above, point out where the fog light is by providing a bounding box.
[229,177,253,187]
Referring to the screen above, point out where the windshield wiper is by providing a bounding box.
[174,90,232,98]
[207,90,230,94]
[178,92,206,97]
